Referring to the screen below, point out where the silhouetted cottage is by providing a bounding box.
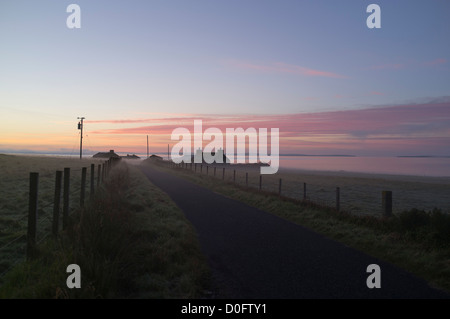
[92,149,120,159]
[143,154,163,164]
[190,148,230,164]
[121,154,140,159]
[148,154,163,161]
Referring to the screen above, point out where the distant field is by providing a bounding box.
[0,154,105,277]
[192,163,450,216]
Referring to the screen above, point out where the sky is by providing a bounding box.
[0,0,449,157]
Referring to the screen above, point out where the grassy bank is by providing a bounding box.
[0,160,210,298]
[149,161,450,294]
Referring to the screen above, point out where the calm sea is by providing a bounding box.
[278,156,450,177]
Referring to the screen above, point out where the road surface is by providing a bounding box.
[140,164,449,299]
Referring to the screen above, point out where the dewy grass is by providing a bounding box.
[0,161,210,298]
[148,161,450,294]
[0,154,105,276]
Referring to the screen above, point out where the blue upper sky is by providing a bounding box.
[0,1,449,156]
[1,0,448,117]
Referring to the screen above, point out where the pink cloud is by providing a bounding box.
[91,102,450,137]
[226,60,347,79]
[88,99,450,156]
[423,58,447,66]
[370,91,384,96]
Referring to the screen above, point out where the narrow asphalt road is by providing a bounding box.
[140,164,449,299]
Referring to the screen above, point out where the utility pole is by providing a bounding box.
[147,135,149,159]
[77,117,85,160]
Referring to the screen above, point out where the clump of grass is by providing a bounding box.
[0,161,210,298]
[397,208,431,230]
[395,208,450,246]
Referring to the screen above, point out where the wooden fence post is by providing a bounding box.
[303,183,307,201]
[222,167,225,180]
[90,164,95,197]
[279,178,282,196]
[195,163,197,172]
[63,168,70,230]
[27,172,39,260]
[102,163,105,181]
[80,167,87,207]
[246,172,248,187]
[206,166,209,175]
[382,191,393,217]
[52,170,62,237]
[336,187,340,212]
[259,175,262,190]
[214,167,216,177]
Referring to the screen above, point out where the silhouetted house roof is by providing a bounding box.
[121,154,140,159]
[189,148,230,164]
[93,150,120,159]
[143,154,163,164]
[148,154,163,160]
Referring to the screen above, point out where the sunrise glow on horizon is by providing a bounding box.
[1,1,449,157]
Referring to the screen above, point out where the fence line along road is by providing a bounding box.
[165,161,394,217]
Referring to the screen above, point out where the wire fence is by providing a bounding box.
[164,161,400,218]
[0,158,119,281]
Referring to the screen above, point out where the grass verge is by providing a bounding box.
[148,161,450,294]
[0,161,210,298]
